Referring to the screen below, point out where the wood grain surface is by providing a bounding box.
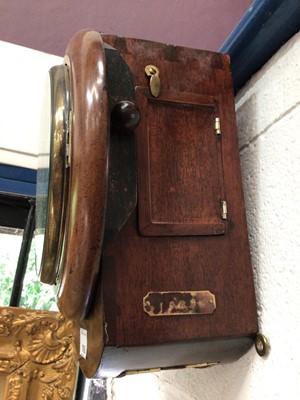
[136,88,225,236]
[101,35,257,347]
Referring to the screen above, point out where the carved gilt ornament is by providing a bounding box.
[0,307,78,400]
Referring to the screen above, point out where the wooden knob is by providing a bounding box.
[111,100,141,131]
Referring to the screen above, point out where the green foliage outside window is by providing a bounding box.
[0,252,15,306]
[0,233,56,310]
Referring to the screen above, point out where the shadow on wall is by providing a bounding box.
[236,93,264,326]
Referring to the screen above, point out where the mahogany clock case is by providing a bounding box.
[38,31,258,378]
[98,35,258,375]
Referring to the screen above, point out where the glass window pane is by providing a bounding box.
[20,235,57,310]
[0,226,23,306]
[0,226,57,310]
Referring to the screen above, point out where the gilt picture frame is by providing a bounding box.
[0,307,78,400]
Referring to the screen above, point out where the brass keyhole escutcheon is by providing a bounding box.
[145,65,160,97]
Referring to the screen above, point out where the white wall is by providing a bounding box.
[109,32,300,400]
[0,41,62,170]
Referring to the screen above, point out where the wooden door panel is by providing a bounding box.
[136,89,226,236]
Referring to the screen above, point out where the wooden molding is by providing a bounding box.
[0,307,78,400]
[56,29,109,322]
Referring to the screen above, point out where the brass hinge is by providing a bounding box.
[215,117,221,135]
[122,362,219,377]
[221,200,228,220]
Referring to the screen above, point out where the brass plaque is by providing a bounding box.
[143,291,216,316]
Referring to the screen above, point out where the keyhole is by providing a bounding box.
[145,65,161,97]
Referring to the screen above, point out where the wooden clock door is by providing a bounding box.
[136,88,226,237]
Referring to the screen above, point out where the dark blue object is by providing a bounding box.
[220,0,300,92]
[0,164,37,196]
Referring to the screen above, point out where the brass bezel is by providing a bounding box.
[39,64,70,285]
